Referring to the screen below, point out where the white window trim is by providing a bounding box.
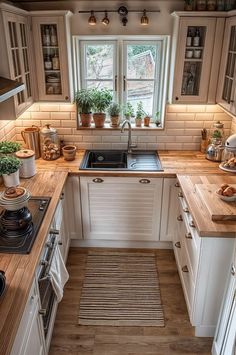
[73,35,170,128]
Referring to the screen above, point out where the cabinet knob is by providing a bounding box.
[175,96,179,101]
[174,241,181,248]
[183,207,189,213]
[182,265,189,273]
[175,182,180,187]
[185,232,192,239]
[50,229,60,235]
[65,96,69,100]
[231,264,236,276]
[93,178,104,183]
[177,215,183,221]
[189,220,195,228]
[178,191,183,198]
[139,179,150,184]
[58,241,63,245]
[60,192,64,200]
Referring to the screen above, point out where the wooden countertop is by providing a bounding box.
[0,171,68,355]
[177,175,236,238]
[0,150,235,354]
[35,150,229,176]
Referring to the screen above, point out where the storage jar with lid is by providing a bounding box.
[15,149,36,178]
[40,124,60,160]
[209,121,224,145]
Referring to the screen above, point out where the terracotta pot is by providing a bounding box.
[80,113,92,128]
[110,115,120,127]
[62,145,77,161]
[2,170,20,187]
[93,113,106,128]
[135,118,142,127]
[144,116,151,127]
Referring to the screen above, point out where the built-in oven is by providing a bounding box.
[37,229,59,340]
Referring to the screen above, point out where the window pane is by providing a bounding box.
[86,44,114,79]
[127,44,157,79]
[127,81,154,114]
[86,81,113,91]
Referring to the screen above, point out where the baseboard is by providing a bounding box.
[70,239,173,249]
[195,324,216,337]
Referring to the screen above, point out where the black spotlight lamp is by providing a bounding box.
[102,11,110,25]
[141,9,149,25]
[88,11,96,25]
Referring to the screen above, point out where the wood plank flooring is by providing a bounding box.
[49,248,213,355]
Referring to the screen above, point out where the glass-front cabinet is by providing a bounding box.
[32,12,72,101]
[1,10,33,116]
[217,17,236,115]
[171,14,225,104]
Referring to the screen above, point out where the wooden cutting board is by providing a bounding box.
[195,184,236,221]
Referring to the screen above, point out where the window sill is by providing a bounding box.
[76,122,163,130]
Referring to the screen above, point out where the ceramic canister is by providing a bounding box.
[15,149,36,178]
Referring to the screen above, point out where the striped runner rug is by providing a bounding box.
[78,251,165,326]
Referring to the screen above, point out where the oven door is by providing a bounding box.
[38,276,56,337]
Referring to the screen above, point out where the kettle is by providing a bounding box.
[206,139,224,162]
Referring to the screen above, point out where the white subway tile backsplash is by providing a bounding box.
[56,128,73,135]
[31,112,50,120]
[92,143,112,149]
[59,104,76,112]
[167,104,187,113]
[176,136,193,143]
[183,143,200,150]
[166,129,185,136]
[213,113,231,121]
[185,121,203,128]
[83,135,101,142]
[76,143,93,150]
[61,120,77,128]
[102,136,121,143]
[40,104,60,112]
[186,105,205,113]
[176,113,195,121]
[138,136,156,143]
[165,143,183,150]
[51,112,71,120]
[195,113,214,121]
[205,105,223,113]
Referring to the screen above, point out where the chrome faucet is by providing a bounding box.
[121,120,137,153]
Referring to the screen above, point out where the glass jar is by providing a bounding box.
[196,0,207,10]
[209,121,225,144]
[207,0,216,10]
[40,124,60,160]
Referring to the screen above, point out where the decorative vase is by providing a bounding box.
[144,116,151,127]
[2,170,20,187]
[62,145,77,161]
[110,116,120,127]
[93,113,106,128]
[80,113,92,128]
[135,118,142,127]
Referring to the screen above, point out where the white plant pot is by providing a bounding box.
[2,170,20,187]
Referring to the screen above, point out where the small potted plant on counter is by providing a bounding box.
[144,113,151,127]
[91,88,113,128]
[135,101,145,127]
[154,111,161,127]
[0,141,21,156]
[108,102,121,127]
[74,89,93,127]
[123,102,134,121]
[0,156,21,187]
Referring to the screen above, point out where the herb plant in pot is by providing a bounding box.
[135,101,145,127]
[75,89,93,128]
[108,102,121,127]
[144,113,151,127]
[123,102,134,121]
[0,141,21,156]
[91,88,113,128]
[0,156,21,187]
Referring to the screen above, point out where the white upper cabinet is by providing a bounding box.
[217,16,236,115]
[170,12,225,104]
[31,11,73,102]
[0,4,34,118]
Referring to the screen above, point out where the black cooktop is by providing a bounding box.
[0,197,51,254]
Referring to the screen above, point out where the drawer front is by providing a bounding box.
[180,249,195,319]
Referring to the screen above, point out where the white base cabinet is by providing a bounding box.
[174,190,235,337]
[160,178,178,241]
[80,177,163,242]
[65,176,83,240]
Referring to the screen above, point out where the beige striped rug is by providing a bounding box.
[78,251,165,326]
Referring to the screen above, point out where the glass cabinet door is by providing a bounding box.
[40,24,62,97]
[172,17,217,104]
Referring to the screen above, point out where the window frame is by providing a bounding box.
[73,35,170,128]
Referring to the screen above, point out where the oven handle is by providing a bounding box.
[40,234,58,278]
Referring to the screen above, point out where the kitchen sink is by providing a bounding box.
[79,150,163,171]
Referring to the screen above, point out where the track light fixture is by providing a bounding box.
[79,8,160,27]
[102,11,109,26]
[88,11,96,26]
[141,9,149,25]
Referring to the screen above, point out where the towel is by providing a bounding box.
[49,244,69,302]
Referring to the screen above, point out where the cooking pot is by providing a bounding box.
[0,208,32,231]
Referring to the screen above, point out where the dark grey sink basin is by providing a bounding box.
[79,150,163,171]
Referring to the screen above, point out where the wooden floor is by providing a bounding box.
[49,248,213,355]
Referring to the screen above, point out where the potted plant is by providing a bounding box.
[74,89,93,127]
[0,156,21,187]
[135,101,145,127]
[0,141,21,155]
[144,113,151,127]
[91,88,113,128]
[108,102,121,127]
[123,102,134,121]
[155,111,161,127]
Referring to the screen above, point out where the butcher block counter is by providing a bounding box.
[0,171,68,355]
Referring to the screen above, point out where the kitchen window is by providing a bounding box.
[73,36,170,127]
